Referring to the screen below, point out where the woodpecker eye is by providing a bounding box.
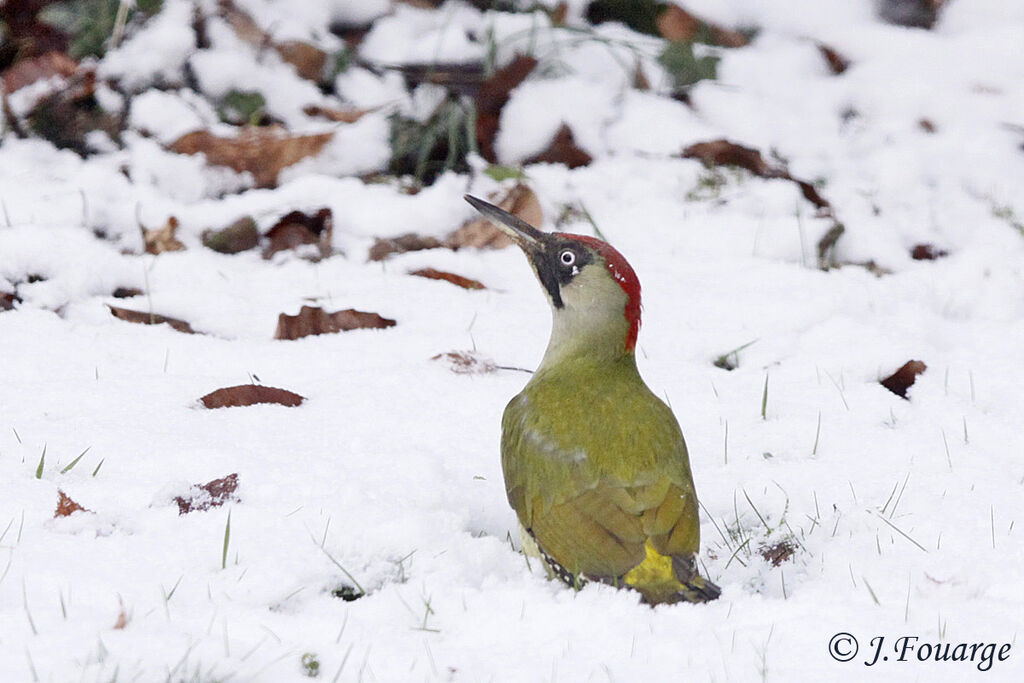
[559,250,576,266]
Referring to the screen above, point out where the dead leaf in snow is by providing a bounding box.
[55,490,89,517]
[274,305,396,340]
[200,385,305,409]
[107,305,195,334]
[262,208,333,260]
[682,139,833,213]
[474,54,537,162]
[368,233,444,261]
[169,127,333,189]
[817,43,850,75]
[302,104,371,123]
[447,184,542,248]
[431,351,497,375]
[445,183,544,250]
[1,51,78,94]
[880,360,927,399]
[142,216,185,255]
[1,292,20,311]
[218,0,328,81]
[523,124,592,169]
[410,268,485,290]
[656,5,749,47]
[175,473,240,514]
[911,243,947,260]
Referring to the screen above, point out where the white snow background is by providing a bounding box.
[2,0,1024,681]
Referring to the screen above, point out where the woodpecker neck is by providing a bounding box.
[536,262,638,372]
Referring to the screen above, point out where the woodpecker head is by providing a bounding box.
[465,195,641,363]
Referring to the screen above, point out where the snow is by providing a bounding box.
[2,1,1024,681]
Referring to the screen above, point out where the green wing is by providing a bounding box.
[501,359,701,581]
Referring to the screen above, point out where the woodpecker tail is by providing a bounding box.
[624,543,721,605]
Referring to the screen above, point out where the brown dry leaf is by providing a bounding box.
[523,124,592,169]
[410,268,486,290]
[1,51,78,94]
[445,183,543,250]
[262,208,333,260]
[880,360,927,399]
[175,473,239,514]
[113,604,129,630]
[302,104,371,123]
[200,385,305,409]
[55,490,89,517]
[143,216,185,255]
[918,118,937,133]
[656,5,749,47]
[169,127,333,188]
[911,243,947,260]
[759,539,796,566]
[633,60,651,91]
[274,305,396,340]
[276,41,328,81]
[1,292,20,311]
[682,139,833,213]
[111,287,143,298]
[108,305,195,334]
[368,233,443,261]
[475,55,538,162]
[431,350,497,375]
[682,139,784,177]
[817,43,850,75]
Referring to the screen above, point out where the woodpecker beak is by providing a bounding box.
[464,195,544,247]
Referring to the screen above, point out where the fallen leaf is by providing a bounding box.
[523,124,592,169]
[444,183,543,250]
[111,287,143,299]
[918,118,937,133]
[55,490,89,517]
[817,43,850,75]
[143,216,185,255]
[759,539,796,566]
[431,351,497,375]
[14,66,121,155]
[200,385,304,409]
[682,138,833,213]
[880,360,927,399]
[202,216,260,254]
[218,0,328,82]
[410,268,485,290]
[169,127,333,188]
[263,209,333,260]
[274,305,396,340]
[474,54,537,162]
[1,51,78,94]
[302,104,371,123]
[911,243,947,260]
[368,233,444,261]
[1,292,20,311]
[175,473,239,514]
[275,40,328,82]
[682,139,784,177]
[113,604,129,630]
[107,305,195,334]
[656,5,749,47]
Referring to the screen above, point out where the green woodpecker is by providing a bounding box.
[466,194,720,605]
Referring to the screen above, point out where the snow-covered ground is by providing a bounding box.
[2,1,1023,681]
